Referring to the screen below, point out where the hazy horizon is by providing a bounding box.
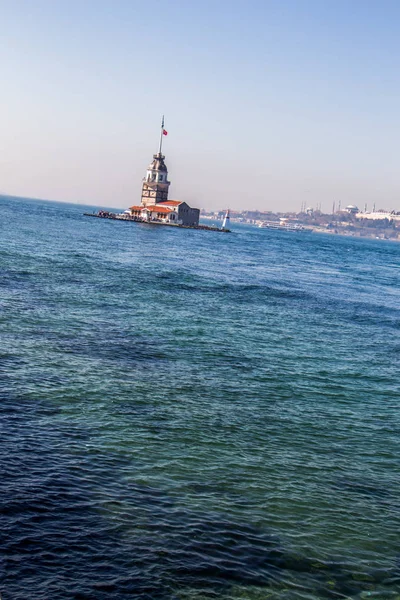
[1,0,400,213]
[1,191,396,217]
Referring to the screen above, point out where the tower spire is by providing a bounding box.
[159,115,165,154]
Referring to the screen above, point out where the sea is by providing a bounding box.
[1,195,399,600]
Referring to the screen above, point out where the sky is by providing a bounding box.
[1,0,400,212]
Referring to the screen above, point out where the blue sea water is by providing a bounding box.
[0,195,399,600]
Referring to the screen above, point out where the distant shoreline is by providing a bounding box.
[310,226,400,242]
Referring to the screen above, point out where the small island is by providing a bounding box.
[85,120,230,233]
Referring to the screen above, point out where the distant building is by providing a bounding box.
[129,198,200,226]
[126,122,200,227]
[344,204,359,214]
[356,210,400,221]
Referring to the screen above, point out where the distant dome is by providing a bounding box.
[346,205,358,210]
[148,152,168,172]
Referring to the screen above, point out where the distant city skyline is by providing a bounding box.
[1,0,400,212]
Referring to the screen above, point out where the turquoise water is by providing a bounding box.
[1,195,399,599]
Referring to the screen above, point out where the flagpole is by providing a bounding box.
[158,115,164,154]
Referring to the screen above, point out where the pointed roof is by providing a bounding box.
[147,152,168,173]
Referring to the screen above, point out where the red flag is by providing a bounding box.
[163,129,168,136]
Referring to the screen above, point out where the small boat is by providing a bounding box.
[258,221,305,231]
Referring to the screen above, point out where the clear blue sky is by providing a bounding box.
[1,0,400,212]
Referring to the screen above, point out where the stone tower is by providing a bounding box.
[141,152,170,207]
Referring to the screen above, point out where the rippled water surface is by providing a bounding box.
[1,196,399,599]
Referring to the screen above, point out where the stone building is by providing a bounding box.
[128,139,200,227]
[140,152,170,207]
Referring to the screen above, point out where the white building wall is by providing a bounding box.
[356,212,400,221]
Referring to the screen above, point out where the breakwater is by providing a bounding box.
[84,211,231,232]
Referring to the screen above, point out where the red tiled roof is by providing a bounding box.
[158,200,182,206]
[129,203,176,213]
[142,205,172,214]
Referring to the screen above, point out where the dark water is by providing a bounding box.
[1,195,399,600]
